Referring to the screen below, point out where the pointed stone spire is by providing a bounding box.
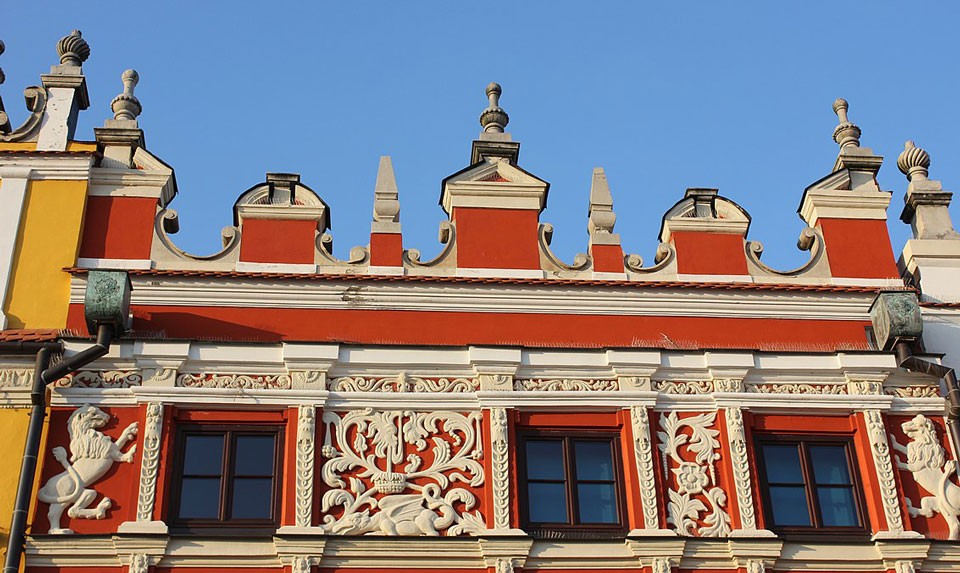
[588,168,617,236]
[111,69,142,122]
[832,98,861,150]
[371,156,401,233]
[479,82,509,134]
[897,140,959,240]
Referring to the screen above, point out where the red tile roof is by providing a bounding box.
[65,267,901,294]
[0,329,62,342]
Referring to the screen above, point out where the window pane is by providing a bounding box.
[577,483,618,524]
[179,477,221,519]
[762,444,804,484]
[183,435,224,476]
[231,477,274,519]
[809,445,852,485]
[768,485,811,526]
[234,435,276,476]
[574,441,614,481]
[817,486,859,527]
[527,482,568,523]
[526,440,565,480]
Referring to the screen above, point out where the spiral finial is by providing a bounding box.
[110,69,142,121]
[832,97,861,149]
[479,82,509,133]
[57,30,90,67]
[897,140,931,182]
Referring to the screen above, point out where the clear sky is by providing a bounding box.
[3,2,958,269]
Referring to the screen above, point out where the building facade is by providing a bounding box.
[1,30,960,573]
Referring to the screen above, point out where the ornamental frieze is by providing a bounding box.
[513,378,618,392]
[176,372,292,389]
[328,372,478,393]
[319,408,486,535]
[57,370,143,388]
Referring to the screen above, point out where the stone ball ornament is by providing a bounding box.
[897,140,931,182]
[57,30,90,67]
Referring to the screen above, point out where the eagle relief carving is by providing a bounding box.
[38,404,138,534]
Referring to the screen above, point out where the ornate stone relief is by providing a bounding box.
[0,369,32,388]
[650,557,673,573]
[135,403,162,522]
[291,555,311,573]
[490,407,511,530]
[58,370,143,388]
[654,379,743,394]
[886,385,942,398]
[847,380,883,395]
[295,405,316,528]
[176,373,291,389]
[630,406,660,529]
[329,373,477,393]
[514,378,617,392]
[890,414,960,539]
[658,411,731,537]
[495,558,514,573]
[292,370,325,388]
[894,561,916,573]
[747,382,847,395]
[128,553,149,573]
[319,409,485,535]
[863,410,906,534]
[745,559,765,573]
[38,404,138,533]
[724,407,757,531]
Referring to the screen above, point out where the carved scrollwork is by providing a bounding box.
[154,208,241,262]
[176,373,291,389]
[630,406,660,529]
[318,233,369,266]
[658,411,731,537]
[0,369,33,388]
[0,86,47,142]
[513,378,618,392]
[887,385,941,398]
[724,408,757,530]
[863,410,906,534]
[59,370,143,388]
[490,407,510,530]
[329,373,478,393]
[745,227,828,277]
[295,405,316,528]
[656,380,713,395]
[403,220,456,268]
[135,403,163,522]
[747,382,847,395]
[624,243,675,274]
[539,223,591,271]
[319,409,486,535]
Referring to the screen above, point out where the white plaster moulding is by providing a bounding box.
[0,155,95,180]
[799,189,892,226]
[68,276,880,321]
[236,204,326,221]
[77,257,153,270]
[23,536,954,571]
[88,167,173,198]
[661,218,750,241]
[235,261,317,274]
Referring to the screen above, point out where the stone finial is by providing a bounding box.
[479,82,509,133]
[588,167,616,235]
[111,69,142,121]
[56,30,90,67]
[832,98,861,149]
[898,140,930,182]
[372,155,401,228]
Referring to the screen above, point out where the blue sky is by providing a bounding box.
[3,2,958,268]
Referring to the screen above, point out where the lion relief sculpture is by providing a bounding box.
[890,414,960,540]
[37,404,138,534]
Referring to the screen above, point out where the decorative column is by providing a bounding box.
[295,405,316,528]
[629,405,663,531]
[724,406,772,536]
[119,402,166,533]
[863,410,919,538]
[489,407,512,531]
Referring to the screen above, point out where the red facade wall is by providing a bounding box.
[77,196,156,260]
[240,219,317,264]
[452,207,541,269]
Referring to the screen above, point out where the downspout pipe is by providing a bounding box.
[894,339,960,458]
[2,324,114,573]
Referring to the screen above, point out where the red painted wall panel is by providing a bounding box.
[78,196,156,260]
[817,218,900,279]
[240,219,317,264]
[369,233,403,267]
[590,244,624,273]
[452,208,541,269]
[671,232,748,275]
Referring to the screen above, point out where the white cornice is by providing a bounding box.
[800,188,892,226]
[0,155,94,181]
[69,275,878,321]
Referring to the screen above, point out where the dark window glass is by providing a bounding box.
[521,434,623,533]
[758,438,864,533]
[173,428,281,527]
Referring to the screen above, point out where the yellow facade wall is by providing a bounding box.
[4,179,88,329]
[0,408,30,560]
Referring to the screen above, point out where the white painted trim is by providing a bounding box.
[800,189,892,226]
[0,167,32,329]
[77,258,153,270]
[36,87,76,151]
[676,273,753,283]
[0,155,95,181]
[829,277,905,288]
[366,265,405,276]
[592,271,628,281]
[69,275,882,322]
[235,261,317,274]
[237,204,326,221]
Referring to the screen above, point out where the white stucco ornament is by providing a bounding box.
[890,414,960,539]
[38,404,138,534]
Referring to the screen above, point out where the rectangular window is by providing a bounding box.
[519,433,624,537]
[756,437,866,533]
[171,426,283,528]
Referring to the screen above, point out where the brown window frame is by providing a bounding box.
[517,430,626,539]
[168,424,285,532]
[754,434,869,536]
